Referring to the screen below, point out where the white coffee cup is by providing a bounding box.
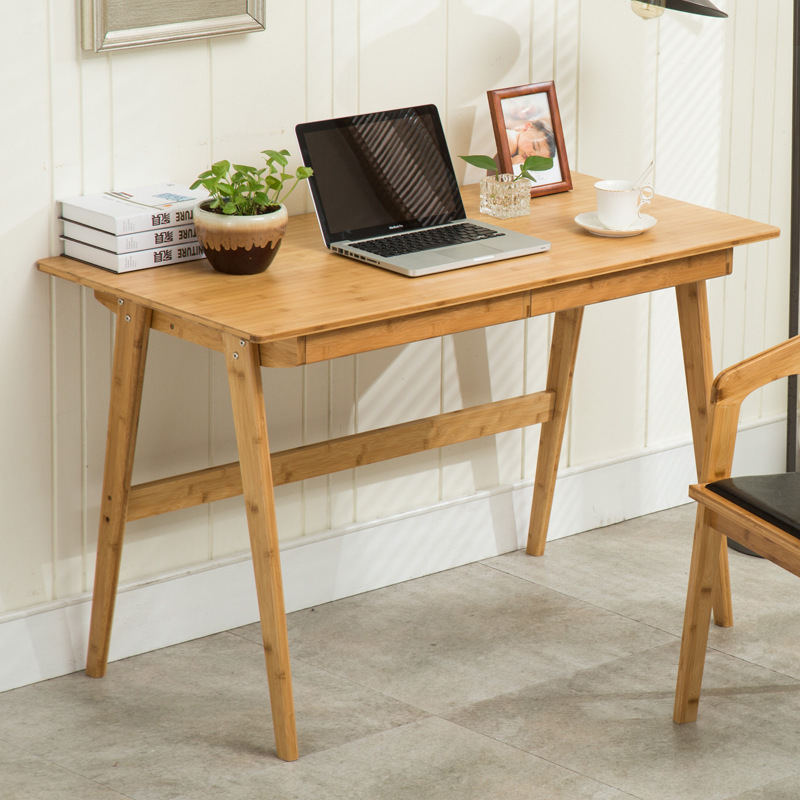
[594,179,655,230]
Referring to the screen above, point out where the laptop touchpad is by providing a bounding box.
[443,243,502,260]
[397,242,500,269]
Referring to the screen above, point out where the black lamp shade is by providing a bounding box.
[664,0,728,17]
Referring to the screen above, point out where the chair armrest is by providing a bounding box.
[713,335,800,406]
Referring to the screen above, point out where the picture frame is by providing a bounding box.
[81,0,265,53]
[487,82,572,197]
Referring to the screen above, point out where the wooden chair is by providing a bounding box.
[674,334,800,724]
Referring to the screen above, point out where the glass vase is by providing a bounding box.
[479,174,532,219]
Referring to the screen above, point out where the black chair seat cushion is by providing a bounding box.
[707,472,800,540]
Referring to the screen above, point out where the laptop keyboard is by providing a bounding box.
[353,223,504,258]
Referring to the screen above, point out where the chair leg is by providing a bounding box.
[712,537,733,627]
[674,505,722,723]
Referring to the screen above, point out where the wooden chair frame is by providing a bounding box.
[674,334,800,723]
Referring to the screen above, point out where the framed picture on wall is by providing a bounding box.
[487,82,572,197]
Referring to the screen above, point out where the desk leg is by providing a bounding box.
[224,335,298,762]
[526,307,584,556]
[86,302,152,677]
[675,281,732,628]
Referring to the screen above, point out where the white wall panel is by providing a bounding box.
[120,331,212,582]
[302,361,333,536]
[0,226,54,610]
[78,54,115,194]
[355,341,441,521]
[554,0,580,162]
[209,353,249,559]
[651,6,735,444]
[720,0,756,373]
[645,288,692,448]
[738,0,780,423]
[762,0,794,422]
[48,0,87,600]
[0,1,56,610]
[447,0,531,187]
[576,2,658,181]
[441,321,526,497]
[522,316,551,478]
[331,0,360,116]
[327,355,357,529]
[359,2,447,114]
[531,0,556,81]
[305,0,334,125]
[568,2,657,469]
[569,296,650,466]
[108,43,211,189]
[81,298,114,595]
[52,282,85,601]
[263,366,305,539]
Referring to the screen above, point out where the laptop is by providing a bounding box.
[295,105,550,277]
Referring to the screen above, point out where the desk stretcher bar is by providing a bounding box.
[126,391,555,522]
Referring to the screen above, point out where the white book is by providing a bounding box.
[62,237,206,273]
[60,183,207,235]
[61,219,198,253]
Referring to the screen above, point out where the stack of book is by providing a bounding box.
[60,183,209,272]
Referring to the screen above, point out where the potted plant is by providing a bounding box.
[459,154,553,220]
[190,150,313,275]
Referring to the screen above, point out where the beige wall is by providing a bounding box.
[0,0,790,615]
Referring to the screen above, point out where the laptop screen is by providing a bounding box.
[295,105,466,245]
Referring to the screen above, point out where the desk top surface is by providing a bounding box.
[39,173,779,344]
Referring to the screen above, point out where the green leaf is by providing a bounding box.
[297,166,314,179]
[459,154,498,172]
[262,149,288,167]
[521,155,553,173]
[264,175,282,191]
[211,160,230,177]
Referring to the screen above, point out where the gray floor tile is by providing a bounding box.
[725,773,800,799]
[206,717,638,800]
[705,549,800,679]
[488,505,800,681]
[0,632,425,799]
[238,561,673,715]
[485,504,698,636]
[0,739,132,800]
[447,641,800,800]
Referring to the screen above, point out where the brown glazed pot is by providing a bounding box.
[193,200,288,275]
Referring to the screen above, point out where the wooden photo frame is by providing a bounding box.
[487,82,572,197]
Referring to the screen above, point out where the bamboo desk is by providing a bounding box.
[38,172,779,761]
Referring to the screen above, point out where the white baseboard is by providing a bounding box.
[0,418,786,693]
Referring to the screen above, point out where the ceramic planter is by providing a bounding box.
[193,200,288,275]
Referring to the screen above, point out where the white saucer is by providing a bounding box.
[575,211,657,237]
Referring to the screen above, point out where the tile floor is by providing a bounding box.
[3,503,800,799]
